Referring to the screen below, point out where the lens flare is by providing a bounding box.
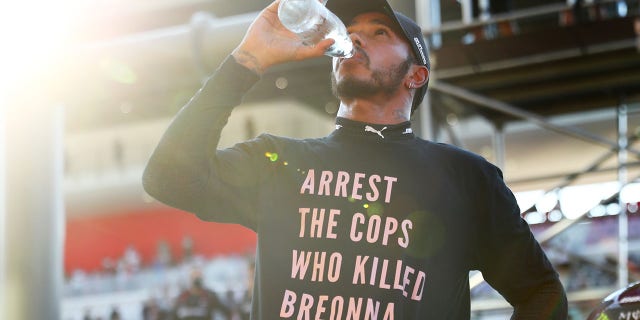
[264,152,279,162]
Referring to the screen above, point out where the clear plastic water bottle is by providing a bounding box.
[278,0,354,58]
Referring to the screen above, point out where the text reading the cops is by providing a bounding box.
[279,169,429,320]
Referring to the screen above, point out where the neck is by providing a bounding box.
[336,98,411,124]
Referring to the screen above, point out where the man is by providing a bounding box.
[172,269,230,320]
[143,0,568,318]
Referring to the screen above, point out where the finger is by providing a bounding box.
[267,0,281,11]
[259,1,283,25]
[314,38,335,54]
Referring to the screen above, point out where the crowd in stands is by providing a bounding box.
[64,237,255,320]
[66,209,639,319]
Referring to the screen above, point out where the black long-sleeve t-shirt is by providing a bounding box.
[143,56,568,319]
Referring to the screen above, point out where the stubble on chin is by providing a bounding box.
[330,58,411,101]
[330,73,379,100]
[330,68,397,101]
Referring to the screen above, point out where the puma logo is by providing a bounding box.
[364,125,387,139]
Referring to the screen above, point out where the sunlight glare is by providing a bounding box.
[1,0,82,101]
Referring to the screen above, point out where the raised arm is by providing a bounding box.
[142,0,332,217]
[232,0,335,74]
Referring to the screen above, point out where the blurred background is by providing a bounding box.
[1,0,640,319]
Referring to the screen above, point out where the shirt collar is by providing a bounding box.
[331,117,414,140]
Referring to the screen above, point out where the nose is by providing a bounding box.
[349,32,364,48]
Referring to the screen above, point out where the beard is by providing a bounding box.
[331,58,412,101]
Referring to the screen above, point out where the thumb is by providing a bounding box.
[295,38,335,59]
[316,38,336,54]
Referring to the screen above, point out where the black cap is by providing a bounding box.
[326,0,430,113]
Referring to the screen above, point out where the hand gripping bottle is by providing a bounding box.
[278,0,355,58]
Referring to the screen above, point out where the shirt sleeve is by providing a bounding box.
[142,56,264,229]
[472,161,568,319]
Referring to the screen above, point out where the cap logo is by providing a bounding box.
[413,37,427,65]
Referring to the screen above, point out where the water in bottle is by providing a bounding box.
[278,0,354,58]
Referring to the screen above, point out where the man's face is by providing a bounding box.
[331,12,414,100]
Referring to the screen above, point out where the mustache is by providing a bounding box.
[338,46,369,66]
[358,48,370,65]
[355,45,368,58]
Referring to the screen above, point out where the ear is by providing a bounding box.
[407,65,429,88]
